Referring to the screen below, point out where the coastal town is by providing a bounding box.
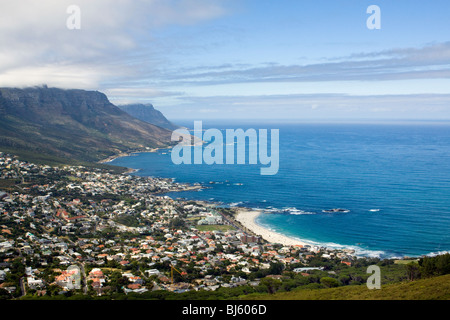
[0,152,390,299]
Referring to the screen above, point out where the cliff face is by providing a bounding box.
[118,103,179,131]
[0,86,173,162]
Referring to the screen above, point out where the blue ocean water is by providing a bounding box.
[110,121,450,258]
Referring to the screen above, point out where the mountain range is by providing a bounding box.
[0,86,175,166]
[118,103,178,131]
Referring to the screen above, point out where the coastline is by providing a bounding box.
[97,148,412,259]
[98,148,162,164]
[235,208,310,247]
[103,150,317,249]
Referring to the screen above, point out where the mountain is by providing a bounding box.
[0,86,173,164]
[118,103,178,131]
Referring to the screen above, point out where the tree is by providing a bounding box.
[0,288,11,300]
[268,262,284,275]
[169,217,185,229]
[259,277,282,294]
[320,277,340,288]
[338,275,351,286]
[419,257,436,277]
[435,254,450,275]
[419,253,450,277]
[406,262,420,281]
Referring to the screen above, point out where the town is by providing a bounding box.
[0,152,408,300]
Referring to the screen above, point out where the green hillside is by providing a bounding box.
[0,87,173,164]
[242,274,450,300]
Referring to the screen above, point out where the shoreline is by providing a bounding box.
[235,208,311,247]
[99,149,424,259]
[102,151,326,250]
[98,148,163,164]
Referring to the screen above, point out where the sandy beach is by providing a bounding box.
[235,208,310,247]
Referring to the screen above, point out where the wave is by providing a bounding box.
[229,201,244,207]
[425,250,450,257]
[261,206,317,215]
[254,219,392,258]
[283,207,316,215]
[304,241,391,259]
[258,216,444,259]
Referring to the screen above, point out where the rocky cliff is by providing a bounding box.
[0,86,173,163]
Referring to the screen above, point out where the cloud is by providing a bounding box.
[159,93,450,120]
[1,0,450,122]
[0,0,229,88]
[147,42,450,86]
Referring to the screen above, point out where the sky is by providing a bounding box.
[1,0,450,121]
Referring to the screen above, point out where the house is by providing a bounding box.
[119,260,130,266]
[145,269,160,277]
[127,283,141,290]
[27,277,44,289]
[293,267,324,273]
[55,269,80,290]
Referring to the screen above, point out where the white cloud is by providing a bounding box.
[0,65,104,89]
[150,42,450,86]
[0,0,229,88]
[158,93,450,120]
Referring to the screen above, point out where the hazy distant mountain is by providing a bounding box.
[118,103,178,131]
[0,86,173,163]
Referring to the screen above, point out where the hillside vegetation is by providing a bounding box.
[241,254,450,300]
[242,273,450,300]
[0,86,173,164]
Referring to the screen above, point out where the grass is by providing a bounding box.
[66,176,83,182]
[186,217,202,221]
[394,259,419,265]
[242,274,450,300]
[195,224,236,232]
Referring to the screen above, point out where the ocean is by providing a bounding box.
[109,121,450,259]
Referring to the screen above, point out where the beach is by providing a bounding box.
[235,208,310,247]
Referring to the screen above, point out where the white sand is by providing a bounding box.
[235,209,309,247]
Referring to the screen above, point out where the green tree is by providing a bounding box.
[268,262,284,275]
[0,288,11,300]
[169,217,185,229]
[320,277,340,288]
[259,277,282,294]
[406,262,420,281]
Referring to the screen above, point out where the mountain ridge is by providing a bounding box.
[118,103,179,131]
[0,86,174,164]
